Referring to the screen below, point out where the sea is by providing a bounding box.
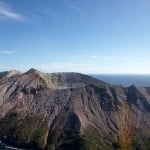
[92,74,150,87]
[0,141,24,150]
[0,74,150,149]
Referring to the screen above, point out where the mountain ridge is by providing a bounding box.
[0,69,149,150]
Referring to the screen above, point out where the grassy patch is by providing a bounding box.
[132,136,150,150]
[79,128,114,150]
[50,127,115,150]
[0,113,48,149]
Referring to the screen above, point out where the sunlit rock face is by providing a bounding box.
[0,69,150,150]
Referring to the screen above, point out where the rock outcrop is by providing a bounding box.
[0,69,149,150]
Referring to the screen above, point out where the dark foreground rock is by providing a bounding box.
[0,69,150,150]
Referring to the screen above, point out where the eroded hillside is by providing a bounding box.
[0,69,149,150]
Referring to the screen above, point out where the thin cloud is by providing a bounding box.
[15,62,97,74]
[66,3,82,12]
[78,63,94,66]
[64,2,86,19]
[123,57,129,61]
[90,55,100,59]
[0,50,16,55]
[90,55,129,61]
[43,7,60,18]
[0,2,25,21]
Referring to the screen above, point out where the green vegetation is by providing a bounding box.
[0,112,19,138]
[32,123,48,149]
[79,128,114,150]
[13,116,48,149]
[15,116,40,142]
[1,113,149,150]
[46,129,63,150]
[0,113,48,150]
[132,136,150,150]
[47,127,116,150]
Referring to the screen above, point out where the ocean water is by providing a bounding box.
[92,74,150,87]
[0,141,16,150]
[0,141,25,150]
[0,141,7,150]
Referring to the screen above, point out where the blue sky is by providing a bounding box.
[0,0,150,74]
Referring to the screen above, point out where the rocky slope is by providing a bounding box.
[0,69,149,150]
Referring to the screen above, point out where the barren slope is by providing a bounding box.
[0,69,149,150]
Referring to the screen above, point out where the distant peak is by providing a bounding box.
[25,68,42,74]
[27,68,40,72]
[128,85,140,92]
[6,70,21,78]
[129,84,138,89]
